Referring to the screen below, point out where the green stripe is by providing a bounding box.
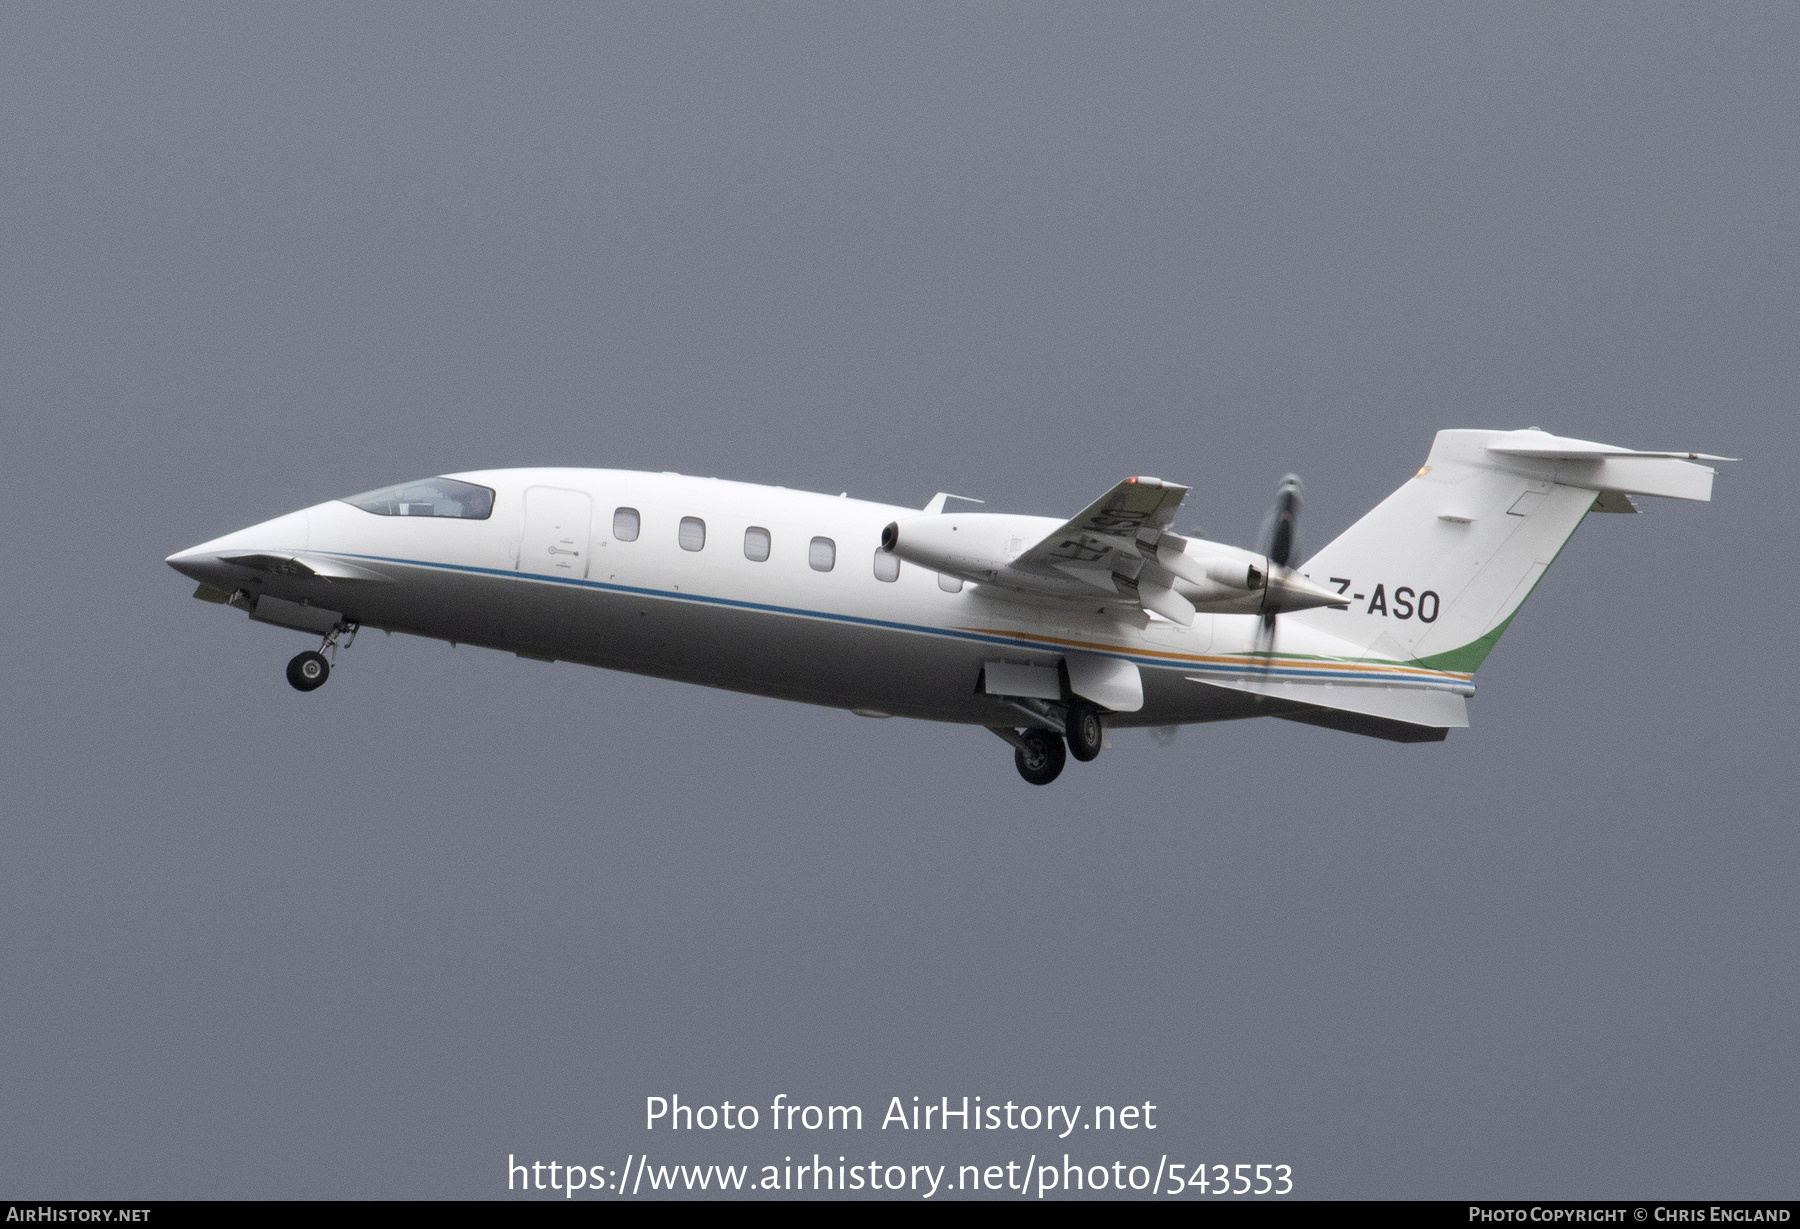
[1405,512,1583,674]
[1410,609,1521,674]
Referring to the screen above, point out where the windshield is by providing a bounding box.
[341,477,495,520]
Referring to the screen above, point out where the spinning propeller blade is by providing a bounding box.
[1261,474,1303,570]
[1256,474,1304,651]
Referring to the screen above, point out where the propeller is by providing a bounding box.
[1255,474,1304,651]
[1143,474,1344,637]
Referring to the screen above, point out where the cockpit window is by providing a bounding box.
[342,477,495,520]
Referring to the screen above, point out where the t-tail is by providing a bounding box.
[1289,428,1735,674]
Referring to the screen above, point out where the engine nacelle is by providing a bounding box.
[1158,535,1348,614]
[879,517,1349,615]
[882,513,1055,583]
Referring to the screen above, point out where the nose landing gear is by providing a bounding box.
[285,621,357,692]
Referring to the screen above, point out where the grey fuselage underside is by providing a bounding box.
[249,559,1297,731]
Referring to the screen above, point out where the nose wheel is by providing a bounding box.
[284,621,356,692]
[286,650,330,692]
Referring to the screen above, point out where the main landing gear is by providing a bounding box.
[286,650,329,691]
[996,700,1106,785]
[1013,728,1067,785]
[1065,700,1104,762]
[286,622,357,693]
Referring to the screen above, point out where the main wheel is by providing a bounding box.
[1014,728,1067,785]
[286,650,330,692]
[1066,701,1104,762]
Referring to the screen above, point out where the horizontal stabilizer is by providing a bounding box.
[1475,429,1732,502]
[1188,675,1469,729]
[1486,436,1736,463]
[1276,706,1451,743]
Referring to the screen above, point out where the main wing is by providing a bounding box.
[1014,475,1187,573]
[1010,477,1197,623]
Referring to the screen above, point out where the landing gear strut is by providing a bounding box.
[1013,728,1067,786]
[285,621,357,693]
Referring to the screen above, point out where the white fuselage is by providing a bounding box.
[166,468,1451,729]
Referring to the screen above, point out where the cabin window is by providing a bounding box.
[938,573,963,593]
[342,477,495,520]
[613,507,640,541]
[679,516,706,552]
[809,536,836,572]
[873,548,900,582]
[744,526,771,562]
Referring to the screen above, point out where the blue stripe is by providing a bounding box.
[327,550,1472,693]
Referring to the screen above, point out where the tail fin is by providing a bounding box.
[1291,429,1731,673]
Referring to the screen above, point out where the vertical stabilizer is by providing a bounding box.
[1290,429,1729,673]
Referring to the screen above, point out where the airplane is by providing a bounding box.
[166,428,1730,784]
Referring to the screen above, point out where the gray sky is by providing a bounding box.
[3,3,1794,1199]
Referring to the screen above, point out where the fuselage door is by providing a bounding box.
[520,487,593,579]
